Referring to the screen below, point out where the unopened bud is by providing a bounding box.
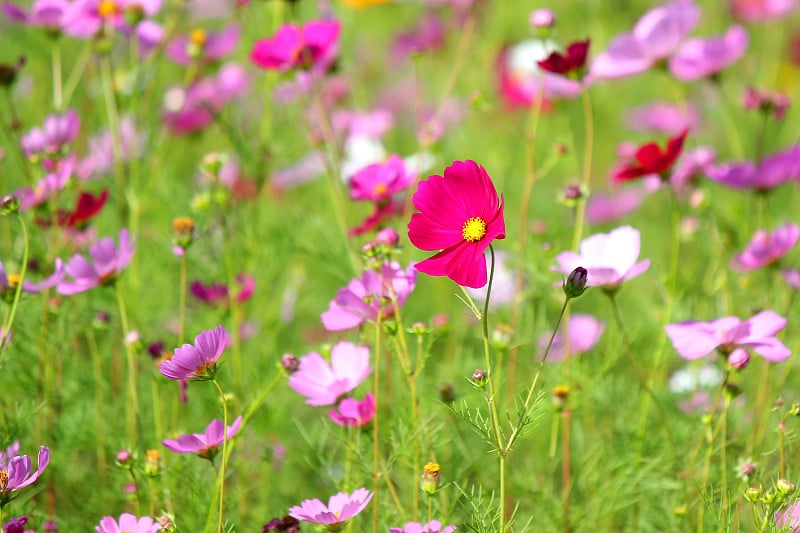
[173,217,196,250]
[744,486,763,502]
[728,348,750,371]
[116,449,133,467]
[0,195,20,215]
[421,462,441,495]
[144,449,161,477]
[777,479,796,496]
[552,385,569,410]
[375,228,399,247]
[470,369,488,388]
[439,383,456,403]
[563,267,588,299]
[529,8,556,30]
[281,353,299,374]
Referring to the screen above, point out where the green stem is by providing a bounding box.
[241,371,282,428]
[372,310,383,533]
[211,379,229,533]
[51,40,63,111]
[99,54,128,226]
[62,43,92,106]
[115,285,139,444]
[179,253,187,345]
[0,215,28,359]
[87,328,107,478]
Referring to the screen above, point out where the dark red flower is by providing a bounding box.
[537,39,590,75]
[614,129,689,182]
[66,189,109,227]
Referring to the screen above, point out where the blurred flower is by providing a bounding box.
[742,87,790,121]
[390,521,456,533]
[392,12,445,61]
[731,222,799,272]
[329,393,376,427]
[706,145,800,191]
[20,109,79,158]
[289,488,373,525]
[262,516,300,532]
[288,342,371,406]
[159,325,228,381]
[537,39,590,76]
[321,262,416,331]
[2,0,72,34]
[94,513,159,533]
[190,273,255,305]
[668,363,724,394]
[665,310,790,362]
[466,250,518,308]
[782,268,800,290]
[349,155,416,204]
[408,160,506,288]
[2,515,32,533]
[775,499,800,531]
[15,155,75,211]
[166,24,239,65]
[62,0,162,39]
[0,258,64,301]
[590,0,699,80]
[730,0,799,22]
[627,101,699,135]
[586,187,647,225]
[78,116,143,180]
[529,8,555,29]
[538,313,605,362]
[497,39,582,107]
[162,416,243,460]
[669,25,748,81]
[0,445,50,506]
[553,225,650,290]
[614,129,688,181]
[250,20,341,72]
[57,229,135,294]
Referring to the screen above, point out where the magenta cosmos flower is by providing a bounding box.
[321,262,416,331]
[250,19,341,72]
[589,0,699,80]
[407,160,506,289]
[665,310,790,362]
[0,445,50,506]
[669,25,749,81]
[57,229,135,295]
[20,109,79,158]
[2,0,71,34]
[94,513,159,533]
[0,259,64,301]
[329,393,375,428]
[288,342,371,406]
[348,155,416,204]
[289,488,373,526]
[730,222,799,272]
[707,144,800,191]
[163,416,243,460]
[539,313,606,362]
[159,325,228,381]
[390,521,457,533]
[730,0,799,22]
[553,226,650,290]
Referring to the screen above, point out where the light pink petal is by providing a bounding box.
[665,321,720,360]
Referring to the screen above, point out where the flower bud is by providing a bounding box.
[375,228,399,247]
[0,195,20,216]
[0,56,24,87]
[777,479,796,496]
[421,462,441,495]
[563,267,588,299]
[157,514,177,533]
[439,383,456,403]
[115,449,133,467]
[144,449,161,477]
[470,369,488,388]
[738,460,756,480]
[281,353,299,374]
[529,8,556,30]
[552,385,569,410]
[409,321,429,336]
[173,217,196,251]
[744,486,763,502]
[728,348,750,371]
[491,324,513,351]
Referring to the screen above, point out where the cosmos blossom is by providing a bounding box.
[288,342,371,406]
[669,25,749,81]
[539,313,606,362]
[20,109,79,158]
[250,19,341,72]
[159,325,228,381]
[389,521,457,533]
[57,229,135,295]
[408,160,506,289]
[706,144,800,191]
[162,416,243,460]
[94,513,159,533]
[166,23,239,66]
[0,445,50,505]
[730,223,799,272]
[289,488,373,525]
[328,393,376,427]
[665,310,790,362]
[614,129,689,181]
[537,39,590,76]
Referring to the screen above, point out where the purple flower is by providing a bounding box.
[166,24,240,66]
[731,0,799,22]
[669,25,749,81]
[321,262,416,331]
[20,109,79,158]
[189,280,229,305]
[665,310,790,362]
[62,0,162,39]
[730,223,799,272]
[94,513,159,533]
[57,229,135,294]
[2,515,32,533]
[776,499,800,532]
[782,268,800,290]
[0,445,50,505]
[78,117,143,180]
[391,12,445,61]
[586,187,647,225]
[539,313,606,362]
[553,226,650,290]
[14,155,75,211]
[390,521,457,533]
[2,0,71,34]
[289,487,373,525]
[0,259,64,301]
[163,416,243,460]
[627,101,699,135]
[250,19,341,73]
[670,146,716,193]
[589,0,699,80]
[329,393,376,428]
[706,144,800,191]
[288,342,371,406]
[159,325,228,381]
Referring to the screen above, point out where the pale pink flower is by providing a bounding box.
[94,513,159,533]
[539,313,606,362]
[730,223,799,272]
[627,101,699,135]
[289,488,373,525]
[288,342,371,406]
[730,0,799,22]
[669,25,749,81]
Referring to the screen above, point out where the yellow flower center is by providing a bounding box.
[373,183,388,196]
[6,274,20,288]
[462,217,487,242]
[98,0,117,18]
[0,470,7,491]
[190,29,207,46]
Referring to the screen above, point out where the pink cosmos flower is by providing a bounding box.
[539,313,606,362]
[2,0,71,33]
[392,12,445,61]
[321,262,416,331]
[782,268,800,290]
[665,310,790,362]
[162,416,243,459]
[553,226,650,290]
[15,155,75,211]
[730,223,799,272]
[78,117,143,180]
[497,40,581,109]
[57,229,135,294]
[390,521,457,533]
[289,488,373,525]
[2,515,34,533]
[94,513,159,533]
[329,393,376,427]
[20,109,79,158]
[159,325,228,381]
[0,259,64,300]
[589,0,699,80]
[408,160,506,289]
[776,499,800,532]
[190,273,255,305]
[586,187,647,225]
[288,342,371,406]
[0,445,50,504]
[166,24,239,66]
[669,25,749,81]
[730,0,799,21]
[250,20,341,72]
[707,144,800,191]
[627,101,699,135]
[62,0,162,39]
[742,87,790,121]
[670,146,716,193]
[349,155,416,204]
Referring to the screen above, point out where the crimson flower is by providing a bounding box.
[537,39,590,75]
[60,189,108,228]
[408,160,506,288]
[614,129,689,182]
